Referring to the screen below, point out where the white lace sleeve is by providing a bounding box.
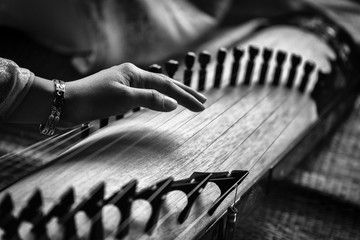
[0,57,34,120]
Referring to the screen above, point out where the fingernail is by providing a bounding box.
[199,93,207,103]
[164,97,178,110]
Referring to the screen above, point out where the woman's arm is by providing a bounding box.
[0,58,34,120]
[2,61,207,129]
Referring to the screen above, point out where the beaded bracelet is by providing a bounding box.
[40,79,65,136]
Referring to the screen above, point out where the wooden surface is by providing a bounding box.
[2,86,316,240]
[0,22,348,240]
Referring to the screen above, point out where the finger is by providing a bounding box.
[129,88,179,112]
[170,79,207,103]
[139,71,206,112]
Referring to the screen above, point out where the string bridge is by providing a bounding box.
[0,170,249,239]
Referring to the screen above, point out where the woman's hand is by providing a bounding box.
[62,63,206,126]
[7,63,206,127]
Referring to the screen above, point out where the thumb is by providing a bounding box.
[130,88,178,112]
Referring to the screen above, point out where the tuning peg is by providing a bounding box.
[243,46,260,85]
[198,51,211,91]
[311,70,329,114]
[0,193,20,239]
[136,178,173,234]
[258,48,273,85]
[106,180,137,239]
[299,61,316,93]
[286,54,302,89]
[230,47,244,86]
[184,52,196,87]
[214,48,227,88]
[165,60,179,78]
[149,64,163,74]
[171,173,212,223]
[272,51,287,86]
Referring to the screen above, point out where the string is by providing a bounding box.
[174,95,310,239]
[44,85,257,239]
[0,39,242,188]
[110,172,213,239]
[113,84,309,238]
[0,108,151,190]
[139,89,300,238]
[0,126,99,191]
[0,128,81,190]
[69,86,287,239]
[0,127,81,165]
[233,184,238,207]
[0,132,59,161]
[34,85,251,192]
[2,45,316,239]
[103,87,254,166]
[181,87,285,174]
[5,85,310,240]
[5,84,310,238]
[9,40,253,188]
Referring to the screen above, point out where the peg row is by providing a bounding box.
[0,170,248,239]
[91,45,336,138]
